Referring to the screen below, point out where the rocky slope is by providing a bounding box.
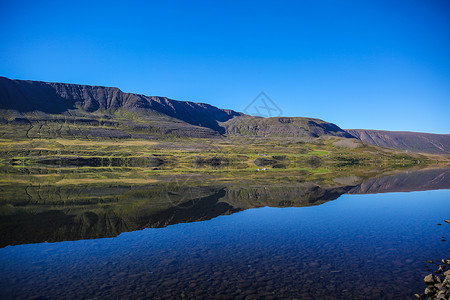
[222,115,354,138]
[346,129,450,155]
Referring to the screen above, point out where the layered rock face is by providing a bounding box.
[0,76,242,134]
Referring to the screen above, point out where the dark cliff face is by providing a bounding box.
[0,77,75,114]
[0,77,354,138]
[346,129,450,155]
[0,77,242,133]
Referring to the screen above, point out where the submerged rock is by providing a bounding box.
[418,220,450,299]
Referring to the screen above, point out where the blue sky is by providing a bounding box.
[1,0,449,133]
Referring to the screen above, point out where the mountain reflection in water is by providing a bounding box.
[0,167,449,247]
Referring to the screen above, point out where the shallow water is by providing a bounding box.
[0,189,449,299]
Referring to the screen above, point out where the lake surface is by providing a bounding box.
[0,169,449,299]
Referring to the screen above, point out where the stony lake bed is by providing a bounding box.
[0,165,449,299]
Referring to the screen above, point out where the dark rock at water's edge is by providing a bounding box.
[416,220,450,299]
[416,259,450,299]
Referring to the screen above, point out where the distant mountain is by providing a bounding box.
[222,115,354,138]
[346,129,450,155]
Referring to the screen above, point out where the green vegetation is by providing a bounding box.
[1,113,447,209]
[0,120,440,176]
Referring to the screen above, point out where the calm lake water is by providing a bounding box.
[0,185,449,299]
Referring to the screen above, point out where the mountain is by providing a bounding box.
[0,77,447,153]
[222,115,354,138]
[0,76,241,136]
[0,77,353,139]
[346,129,450,155]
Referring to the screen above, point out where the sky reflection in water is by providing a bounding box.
[0,190,449,299]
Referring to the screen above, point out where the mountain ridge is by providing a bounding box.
[346,129,450,155]
[1,77,449,154]
[0,76,242,133]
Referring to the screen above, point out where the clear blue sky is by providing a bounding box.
[1,0,449,133]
